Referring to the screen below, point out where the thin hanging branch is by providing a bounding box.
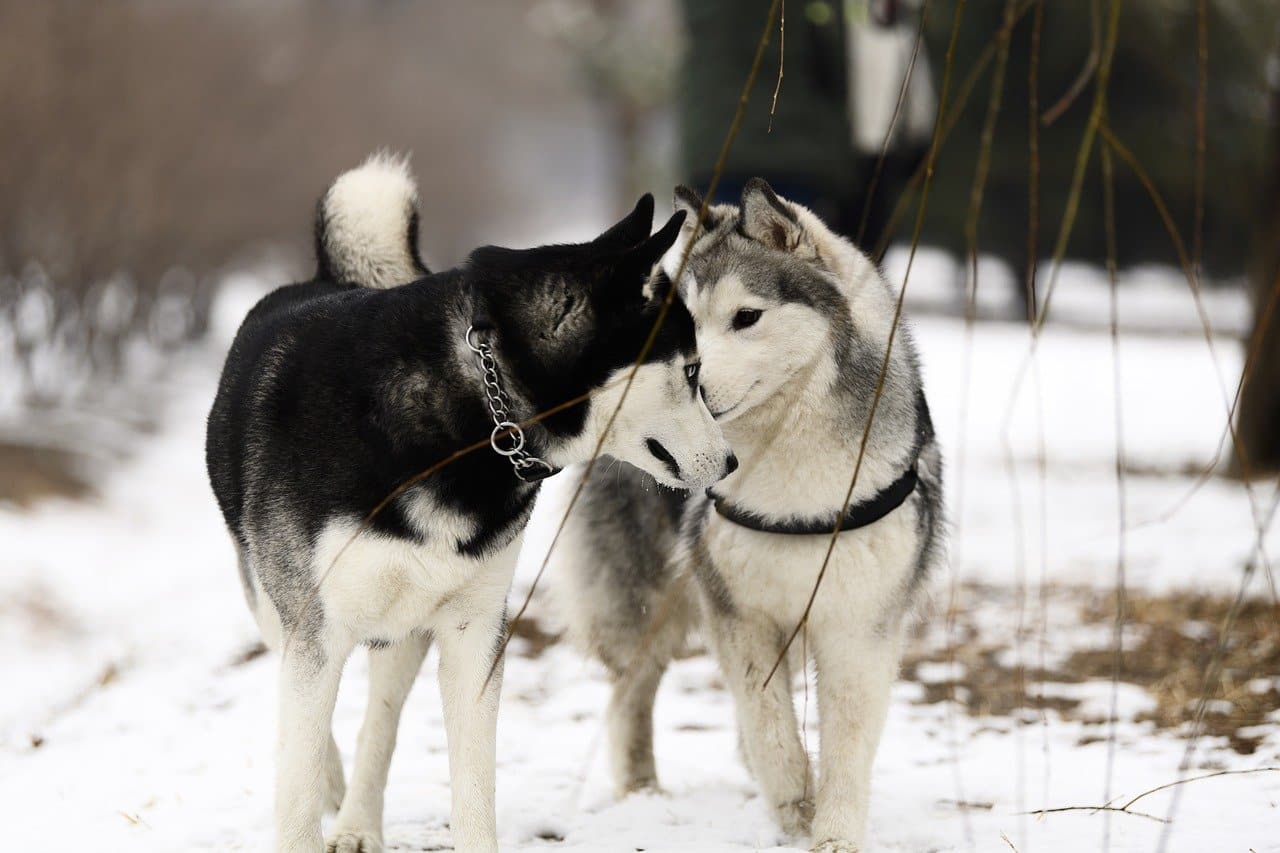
[763,0,972,691]
[1040,0,1101,127]
[1193,0,1208,272]
[1099,124,1276,604]
[483,0,786,695]
[872,0,1041,262]
[1099,137,1128,853]
[855,0,930,246]
[768,0,785,133]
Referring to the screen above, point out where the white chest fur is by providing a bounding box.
[701,493,920,635]
[311,500,523,645]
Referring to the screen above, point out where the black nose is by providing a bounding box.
[724,452,739,476]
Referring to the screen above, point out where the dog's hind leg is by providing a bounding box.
[276,638,351,853]
[808,631,900,853]
[606,647,667,796]
[708,611,814,838]
[327,633,431,853]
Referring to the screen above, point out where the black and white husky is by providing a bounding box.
[205,155,733,853]
[550,179,944,852]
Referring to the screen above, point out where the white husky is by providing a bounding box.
[550,179,944,852]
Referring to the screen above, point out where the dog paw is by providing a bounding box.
[775,797,814,837]
[620,780,666,798]
[325,828,381,853]
[810,838,861,853]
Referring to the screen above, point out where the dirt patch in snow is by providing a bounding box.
[902,584,1280,756]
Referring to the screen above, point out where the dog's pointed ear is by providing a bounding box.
[740,177,802,252]
[593,193,655,252]
[673,185,721,237]
[624,209,687,268]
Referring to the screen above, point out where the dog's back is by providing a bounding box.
[205,154,429,614]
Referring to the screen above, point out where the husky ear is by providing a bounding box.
[673,185,721,238]
[593,193,655,252]
[599,210,688,306]
[740,177,803,252]
[623,209,687,269]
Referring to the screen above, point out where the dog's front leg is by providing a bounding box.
[809,632,900,853]
[707,610,813,838]
[435,599,505,853]
[328,633,432,853]
[277,639,349,853]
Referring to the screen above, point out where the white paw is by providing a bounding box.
[619,780,667,798]
[775,797,815,837]
[325,828,381,853]
[810,838,861,853]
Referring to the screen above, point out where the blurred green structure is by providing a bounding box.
[677,0,1277,284]
[919,0,1276,280]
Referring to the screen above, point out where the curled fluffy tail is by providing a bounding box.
[315,152,428,288]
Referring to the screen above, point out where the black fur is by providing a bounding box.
[206,193,695,628]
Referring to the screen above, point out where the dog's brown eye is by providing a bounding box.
[733,308,762,330]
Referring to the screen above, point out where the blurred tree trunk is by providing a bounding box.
[1235,65,1280,476]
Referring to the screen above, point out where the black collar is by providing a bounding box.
[707,465,918,535]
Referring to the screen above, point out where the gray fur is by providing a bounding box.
[552,180,946,847]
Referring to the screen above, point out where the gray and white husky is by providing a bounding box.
[206,156,733,853]
[550,179,944,852]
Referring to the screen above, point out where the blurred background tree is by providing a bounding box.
[917,0,1277,301]
[1236,39,1280,474]
[0,0,619,442]
[2,0,1278,480]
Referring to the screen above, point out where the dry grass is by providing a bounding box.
[903,585,1280,756]
[1070,592,1280,754]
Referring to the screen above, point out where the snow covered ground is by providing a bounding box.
[2,273,1278,852]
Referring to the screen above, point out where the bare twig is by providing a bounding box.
[1155,567,1256,848]
[767,0,784,133]
[1027,766,1280,828]
[1032,0,1122,333]
[1023,0,1055,818]
[941,0,1010,836]
[872,0,1040,262]
[1128,766,1280,812]
[483,0,786,695]
[1040,0,1100,127]
[1099,124,1276,603]
[1099,138,1128,853]
[1129,267,1280,533]
[1025,0,1043,322]
[1193,0,1208,272]
[855,0,930,247]
[1025,804,1168,824]
[762,0,971,691]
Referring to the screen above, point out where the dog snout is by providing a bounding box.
[645,437,681,482]
[723,452,739,477]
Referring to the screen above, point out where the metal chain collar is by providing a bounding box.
[465,325,559,482]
